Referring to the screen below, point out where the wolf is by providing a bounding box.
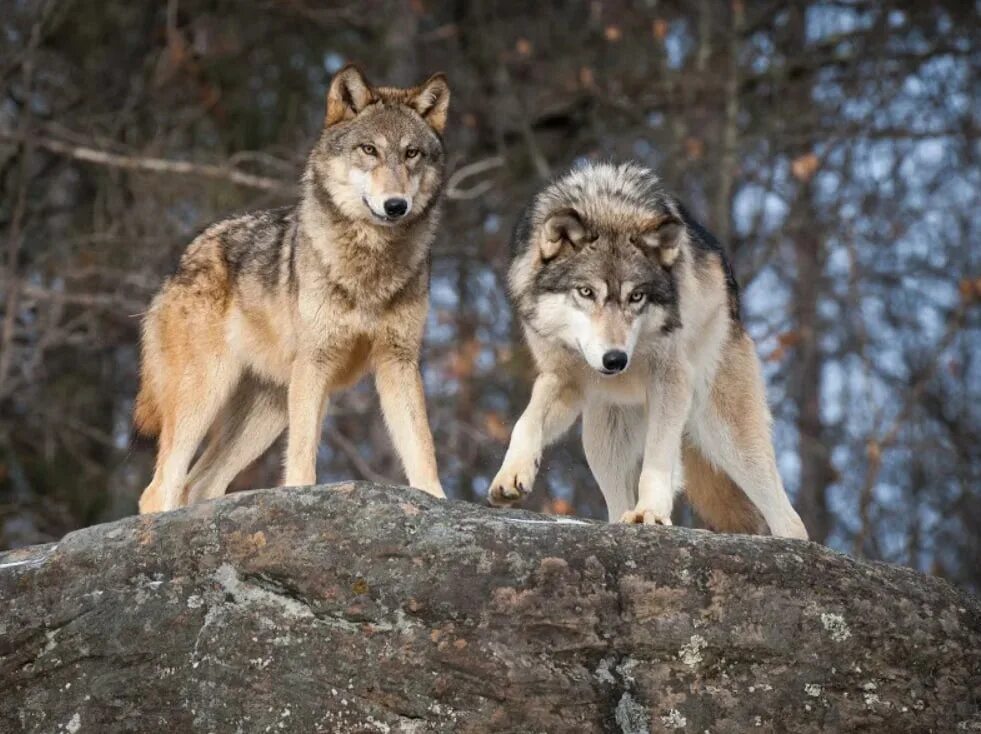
[134,65,450,514]
[489,162,808,539]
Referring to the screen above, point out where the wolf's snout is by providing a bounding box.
[384,197,409,218]
[601,350,629,373]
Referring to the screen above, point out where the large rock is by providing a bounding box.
[0,483,977,733]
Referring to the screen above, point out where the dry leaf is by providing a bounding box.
[792,152,820,182]
[604,25,622,42]
[515,38,533,57]
[549,498,574,516]
[958,276,981,303]
[777,331,801,348]
[766,332,800,362]
[684,136,704,160]
[652,19,669,40]
[447,338,481,379]
[484,412,511,443]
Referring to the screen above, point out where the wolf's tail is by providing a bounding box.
[682,441,767,535]
[133,378,161,436]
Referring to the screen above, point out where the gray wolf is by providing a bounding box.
[135,65,449,513]
[489,161,808,539]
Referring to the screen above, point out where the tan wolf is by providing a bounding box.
[489,162,808,539]
[135,65,450,514]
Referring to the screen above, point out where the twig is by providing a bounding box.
[851,301,969,555]
[712,0,744,248]
[2,128,504,202]
[497,64,550,179]
[446,156,504,200]
[0,9,49,399]
[0,129,294,194]
[324,426,398,485]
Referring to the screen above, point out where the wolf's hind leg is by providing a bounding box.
[581,403,644,522]
[138,426,171,514]
[139,339,240,514]
[689,332,808,540]
[185,375,287,503]
[136,317,168,514]
[681,440,767,534]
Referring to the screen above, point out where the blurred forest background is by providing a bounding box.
[1,1,978,590]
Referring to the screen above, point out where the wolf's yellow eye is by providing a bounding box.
[576,286,594,299]
[405,146,420,159]
[629,290,645,303]
[359,143,378,156]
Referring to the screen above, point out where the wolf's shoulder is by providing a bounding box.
[171,205,297,288]
[674,203,741,321]
[191,205,295,248]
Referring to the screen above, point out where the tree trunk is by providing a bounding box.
[784,5,835,544]
[792,222,835,543]
[1,483,977,733]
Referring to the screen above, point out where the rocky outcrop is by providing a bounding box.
[1,482,978,732]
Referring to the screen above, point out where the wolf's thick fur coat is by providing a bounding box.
[135,66,449,513]
[491,162,808,539]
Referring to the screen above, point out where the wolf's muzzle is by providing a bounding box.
[384,197,409,218]
[601,350,629,374]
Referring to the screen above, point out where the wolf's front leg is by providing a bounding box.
[622,366,693,525]
[488,372,582,506]
[284,358,331,486]
[375,356,444,498]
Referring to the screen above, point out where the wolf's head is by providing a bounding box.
[308,65,449,226]
[512,163,685,375]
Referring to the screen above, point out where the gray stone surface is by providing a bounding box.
[1,482,978,732]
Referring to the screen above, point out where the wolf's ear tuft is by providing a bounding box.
[541,208,587,261]
[326,65,374,127]
[638,217,684,267]
[411,73,450,133]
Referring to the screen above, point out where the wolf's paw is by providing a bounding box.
[770,514,809,540]
[415,479,446,500]
[487,456,539,507]
[138,486,163,515]
[619,509,673,526]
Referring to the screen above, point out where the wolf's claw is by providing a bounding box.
[488,457,538,507]
[620,509,673,526]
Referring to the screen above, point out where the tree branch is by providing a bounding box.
[1,130,503,202]
[0,129,295,194]
[446,156,504,200]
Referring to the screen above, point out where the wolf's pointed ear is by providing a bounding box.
[541,208,587,261]
[637,216,684,267]
[326,65,374,127]
[410,73,450,133]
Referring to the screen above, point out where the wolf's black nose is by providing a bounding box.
[384,198,408,218]
[602,350,629,373]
